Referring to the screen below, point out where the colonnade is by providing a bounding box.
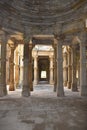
[53,34,87,96]
[33,50,54,85]
[62,46,77,90]
[0,32,87,97]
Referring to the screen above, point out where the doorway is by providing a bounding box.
[38,56,50,83]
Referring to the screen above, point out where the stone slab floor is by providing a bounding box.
[0,84,87,130]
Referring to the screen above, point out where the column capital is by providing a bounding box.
[53,38,58,46]
[68,46,71,53]
[54,33,65,41]
[23,33,33,44]
[29,40,33,49]
[53,34,65,48]
[8,42,16,50]
[0,31,9,43]
[34,55,38,59]
[49,55,54,59]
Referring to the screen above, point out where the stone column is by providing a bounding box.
[14,47,19,88]
[53,40,57,91]
[29,42,33,91]
[0,34,7,96]
[33,54,38,85]
[18,45,23,88]
[56,40,64,96]
[63,52,68,87]
[80,42,87,96]
[49,56,54,85]
[71,46,77,91]
[19,55,23,88]
[67,48,72,89]
[77,61,80,89]
[9,43,15,91]
[6,44,10,85]
[22,43,30,97]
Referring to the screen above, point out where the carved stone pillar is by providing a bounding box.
[22,43,30,97]
[80,42,87,96]
[77,61,80,89]
[18,45,23,88]
[6,44,10,85]
[53,40,57,91]
[56,40,64,96]
[71,46,77,91]
[63,52,68,87]
[49,56,54,85]
[0,34,7,96]
[33,53,38,85]
[9,43,15,91]
[19,55,23,88]
[67,48,72,89]
[15,48,19,88]
[29,42,33,91]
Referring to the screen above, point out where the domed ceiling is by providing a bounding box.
[0,0,86,35]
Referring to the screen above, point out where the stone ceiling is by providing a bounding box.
[0,0,87,36]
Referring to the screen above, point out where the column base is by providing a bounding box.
[50,80,54,85]
[80,85,87,96]
[15,83,19,88]
[29,82,33,91]
[33,81,38,85]
[22,85,30,97]
[67,82,71,89]
[71,83,78,91]
[0,85,7,97]
[54,84,57,92]
[17,83,23,88]
[30,84,33,91]
[63,81,67,87]
[9,85,15,91]
[57,87,65,97]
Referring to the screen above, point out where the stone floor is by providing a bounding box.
[0,84,87,130]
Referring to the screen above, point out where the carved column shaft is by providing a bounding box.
[9,46,15,91]
[53,40,57,92]
[33,55,38,85]
[15,48,19,88]
[49,56,54,85]
[67,49,72,89]
[0,35,7,96]
[18,45,23,88]
[57,40,64,96]
[19,55,23,86]
[77,61,80,88]
[80,43,87,96]
[29,43,33,91]
[71,46,77,91]
[22,43,30,97]
[63,52,68,87]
